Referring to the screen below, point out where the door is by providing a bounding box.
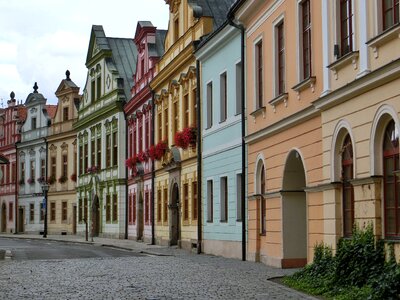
[18,207,24,233]
[92,196,100,237]
[72,205,77,234]
[170,183,180,246]
[1,203,6,232]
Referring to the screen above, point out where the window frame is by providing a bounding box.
[220,176,228,222]
[255,39,264,109]
[220,71,227,123]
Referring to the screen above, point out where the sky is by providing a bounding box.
[0,0,170,105]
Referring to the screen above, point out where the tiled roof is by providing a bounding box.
[17,106,27,122]
[45,105,57,119]
[188,0,237,29]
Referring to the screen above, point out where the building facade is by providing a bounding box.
[314,0,400,260]
[17,83,56,233]
[74,25,137,239]
[195,23,243,258]
[47,71,80,235]
[233,0,324,268]
[0,92,25,233]
[125,21,166,243]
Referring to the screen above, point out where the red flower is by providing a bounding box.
[125,156,138,169]
[155,140,168,159]
[174,127,196,149]
[148,145,157,160]
[137,151,148,163]
[71,174,77,182]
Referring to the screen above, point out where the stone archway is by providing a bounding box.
[281,150,307,268]
[1,203,6,232]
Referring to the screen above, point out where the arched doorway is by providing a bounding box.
[282,150,307,268]
[92,195,100,237]
[1,203,6,232]
[170,183,180,246]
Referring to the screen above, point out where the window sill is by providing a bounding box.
[292,76,316,99]
[206,220,213,223]
[249,106,266,123]
[259,232,266,236]
[384,238,400,243]
[268,93,288,112]
[220,220,227,223]
[328,51,359,80]
[367,24,400,58]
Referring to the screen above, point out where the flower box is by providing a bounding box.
[174,126,196,149]
[58,175,68,184]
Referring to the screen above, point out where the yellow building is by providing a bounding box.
[47,71,80,235]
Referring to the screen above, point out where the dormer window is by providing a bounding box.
[63,107,69,121]
[31,117,37,130]
[174,17,179,42]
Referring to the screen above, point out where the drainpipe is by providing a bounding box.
[15,141,19,234]
[151,90,155,245]
[196,59,202,254]
[228,17,246,261]
[124,107,128,240]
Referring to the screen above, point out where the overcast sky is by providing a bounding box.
[0,0,169,105]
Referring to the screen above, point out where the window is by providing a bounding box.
[158,112,162,142]
[106,195,111,223]
[79,145,83,175]
[12,162,16,183]
[138,122,143,153]
[383,0,399,31]
[383,120,400,238]
[174,17,179,42]
[183,94,189,129]
[63,107,69,121]
[96,76,101,100]
[50,202,56,221]
[84,143,88,171]
[276,21,285,95]
[30,160,35,181]
[84,198,88,222]
[301,0,312,80]
[192,88,197,127]
[30,203,34,222]
[173,101,179,135]
[112,131,118,167]
[40,159,45,180]
[237,174,243,221]
[157,190,162,222]
[97,136,101,168]
[112,194,118,222]
[163,188,168,222]
[206,82,213,129]
[62,202,67,222]
[183,183,189,221]
[8,203,13,221]
[91,80,95,102]
[220,72,227,122]
[133,194,136,224]
[62,154,68,178]
[145,117,149,150]
[145,191,149,224]
[207,180,213,222]
[164,107,169,144]
[192,181,197,220]
[31,117,37,130]
[133,125,137,155]
[339,0,353,57]
[20,162,25,182]
[342,134,354,237]
[255,40,263,108]
[128,194,133,224]
[51,156,56,178]
[260,167,266,235]
[220,177,228,222]
[106,134,111,167]
[91,139,96,167]
[235,62,242,115]
[78,199,83,222]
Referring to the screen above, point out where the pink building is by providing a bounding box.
[125,21,166,242]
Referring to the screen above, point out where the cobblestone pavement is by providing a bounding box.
[0,235,316,299]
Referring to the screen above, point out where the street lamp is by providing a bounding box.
[41,183,49,238]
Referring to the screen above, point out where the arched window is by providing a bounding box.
[383,120,399,238]
[341,134,354,237]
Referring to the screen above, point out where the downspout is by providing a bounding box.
[15,141,19,234]
[228,17,246,261]
[196,58,202,254]
[124,108,128,240]
[151,90,155,245]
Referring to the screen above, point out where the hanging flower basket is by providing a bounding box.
[174,126,197,149]
[125,155,138,169]
[155,140,168,159]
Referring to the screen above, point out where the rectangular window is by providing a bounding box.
[50,202,56,222]
[339,0,353,56]
[112,131,118,167]
[63,107,69,121]
[183,183,189,221]
[277,22,285,95]
[91,80,95,102]
[206,82,213,129]
[183,94,189,129]
[62,154,68,178]
[138,122,143,153]
[62,202,67,222]
[9,203,13,221]
[145,117,149,150]
[84,143,88,172]
[207,180,213,222]
[173,101,179,135]
[106,195,111,223]
[112,194,118,222]
[97,137,101,168]
[91,139,96,167]
[84,198,88,222]
[220,177,228,222]
[301,0,311,80]
[163,188,168,222]
[383,0,399,30]
[192,181,197,220]
[133,126,137,155]
[12,162,16,183]
[96,76,101,100]
[164,107,169,144]
[30,203,34,222]
[133,194,137,224]
[31,117,37,130]
[157,190,162,222]
[236,174,243,221]
[51,156,56,178]
[40,159,45,180]
[106,134,111,168]
[255,40,263,108]
[78,199,83,222]
[220,72,227,122]
[192,88,197,128]
[30,160,35,181]
[20,162,25,182]
[158,112,162,142]
[79,145,83,175]
[128,194,132,224]
[235,62,242,115]
[145,191,149,224]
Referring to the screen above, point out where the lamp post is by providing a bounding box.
[42,183,49,238]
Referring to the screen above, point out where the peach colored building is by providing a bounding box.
[232,0,324,268]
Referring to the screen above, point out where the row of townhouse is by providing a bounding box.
[1,0,399,268]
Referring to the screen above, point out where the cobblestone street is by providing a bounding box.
[0,236,315,299]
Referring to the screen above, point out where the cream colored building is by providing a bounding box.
[47,71,80,235]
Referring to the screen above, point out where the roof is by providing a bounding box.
[85,25,111,64]
[17,106,27,122]
[188,0,237,29]
[45,105,57,119]
[149,29,167,57]
[55,70,80,95]
[107,37,138,99]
